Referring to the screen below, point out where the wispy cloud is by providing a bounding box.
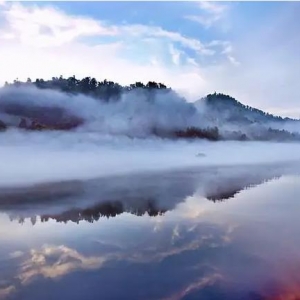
[198,1,227,16]
[169,44,182,65]
[0,2,216,55]
[162,273,223,300]
[185,1,229,29]
[19,245,110,285]
[227,55,240,66]
[208,40,240,66]
[0,3,117,47]
[9,250,24,259]
[0,2,231,100]
[0,1,298,115]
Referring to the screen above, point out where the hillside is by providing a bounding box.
[0,77,299,142]
[196,93,296,125]
[193,93,300,141]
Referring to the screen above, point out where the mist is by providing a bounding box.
[2,129,300,187]
[1,85,300,188]
[0,85,201,136]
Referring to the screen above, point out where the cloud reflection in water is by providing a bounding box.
[0,163,300,300]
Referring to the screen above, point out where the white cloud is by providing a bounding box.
[171,224,180,242]
[227,55,240,66]
[185,1,229,29]
[0,40,209,100]
[19,245,110,285]
[9,251,24,259]
[111,24,215,56]
[0,3,117,47]
[0,3,215,54]
[0,1,298,117]
[0,2,225,100]
[169,44,181,65]
[207,40,239,66]
[185,15,216,29]
[198,1,227,16]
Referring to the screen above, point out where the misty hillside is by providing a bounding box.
[195,93,295,125]
[0,76,299,142]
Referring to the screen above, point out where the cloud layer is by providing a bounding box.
[0,2,237,102]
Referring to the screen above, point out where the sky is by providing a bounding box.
[0,1,299,117]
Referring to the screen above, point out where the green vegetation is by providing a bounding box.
[5,76,169,102]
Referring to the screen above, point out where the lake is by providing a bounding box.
[1,162,300,300]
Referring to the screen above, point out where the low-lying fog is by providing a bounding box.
[1,130,300,187]
[1,86,300,188]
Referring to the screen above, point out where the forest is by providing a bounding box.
[4,76,169,102]
[1,76,299,142]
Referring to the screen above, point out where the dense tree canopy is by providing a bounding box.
[205,92,291,122]
[4,76,169,102]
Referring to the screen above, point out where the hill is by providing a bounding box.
[193,93,299,141]
[0,76,299,142]
[196,93,295,125]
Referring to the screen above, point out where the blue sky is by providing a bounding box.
[0,1,299,117]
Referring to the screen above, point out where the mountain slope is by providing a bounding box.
[193,93,300,141]
[0,78,299,142]
[195,93,296,125]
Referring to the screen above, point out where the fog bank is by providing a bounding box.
[1,129,300,187]
[1,86,300,188]
[0,86,202,136]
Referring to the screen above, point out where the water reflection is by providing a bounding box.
[0,162,300,300]
[0,162,295,224]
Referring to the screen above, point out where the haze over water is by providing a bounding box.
[1,163,300,300]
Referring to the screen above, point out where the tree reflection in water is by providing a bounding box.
[1,162,297,225]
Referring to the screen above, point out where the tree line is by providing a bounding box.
[4,76,169,102]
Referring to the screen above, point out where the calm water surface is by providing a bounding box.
[1,163,300,300]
